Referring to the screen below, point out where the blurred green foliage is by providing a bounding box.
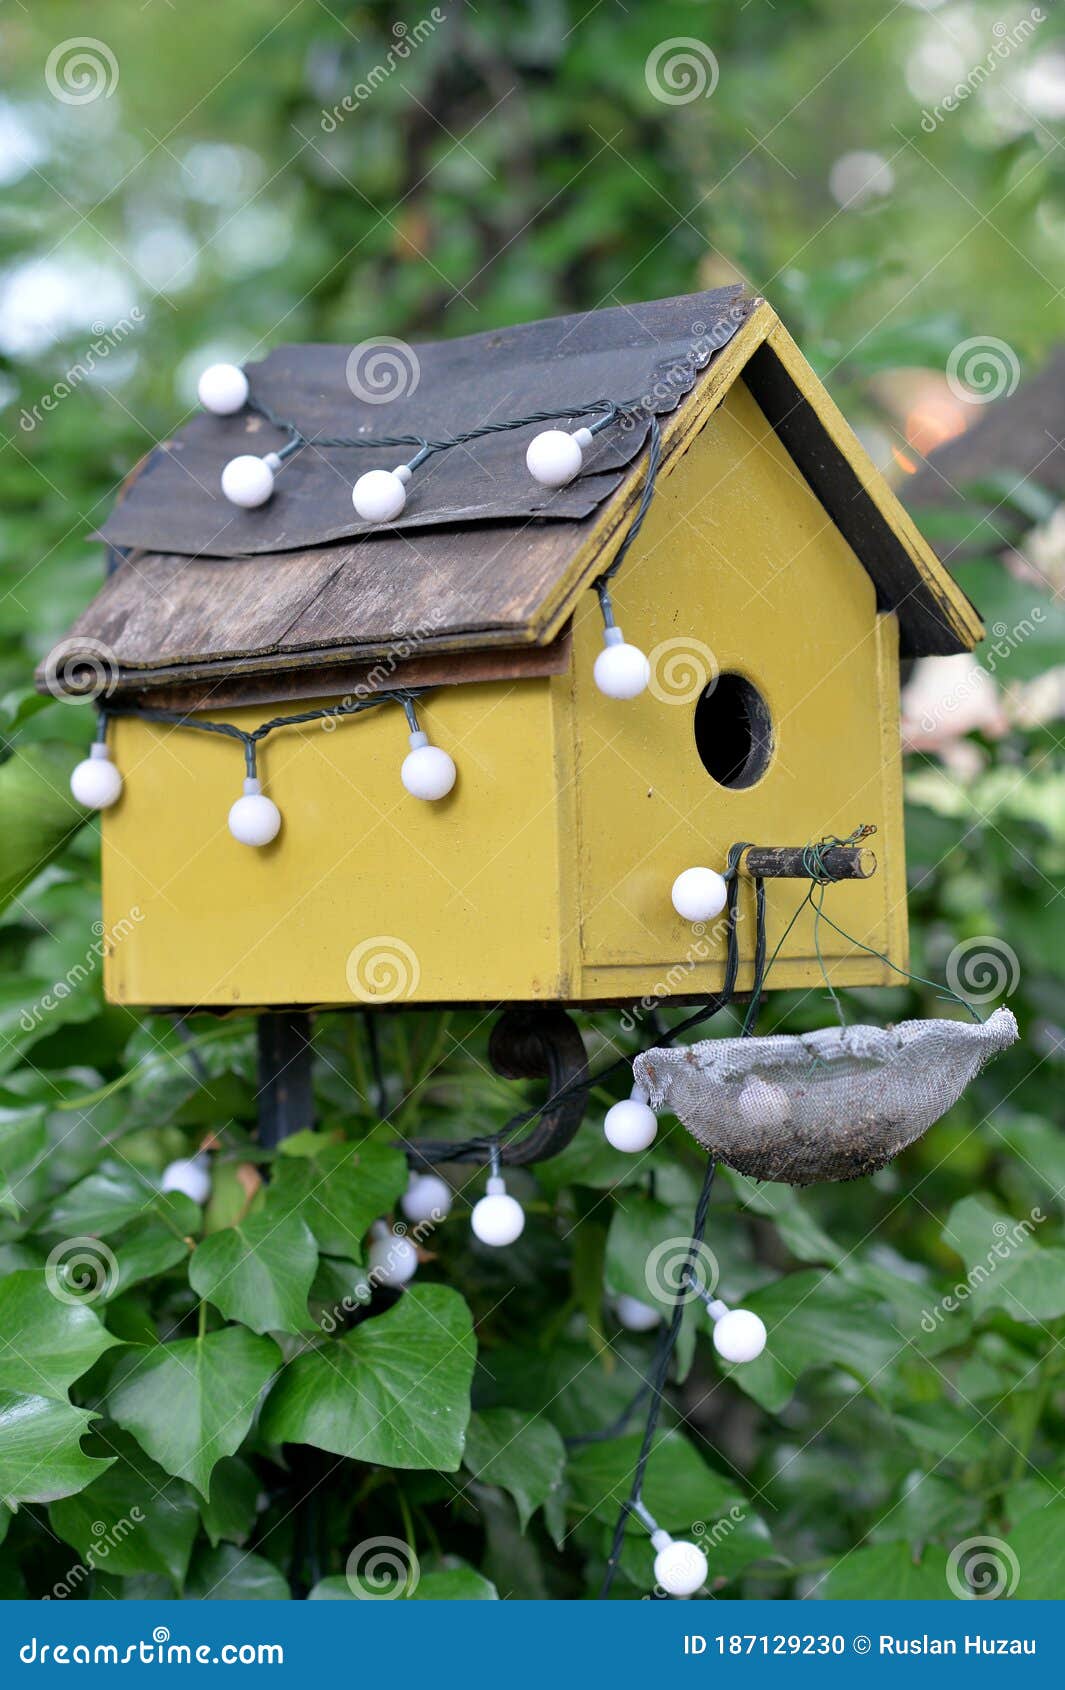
[0,0,1062,1602]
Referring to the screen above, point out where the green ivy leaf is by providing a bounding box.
[48,1161,162,1236]
[568,1430,741,1534]
[50,1436,199,1590]
[107,1328,281,1499]
[464,1409,566,1532]
[189,1204,318,1335]
[941,1196,1065,1322]
[0,1394,109,1507]
[1005,1502,1065,1598]
[186,1544,290,1600]
[309,1564,497,1599]
[0,1270,119,1398]
[0,743,84,915]
[722,1271,901,1412]
[818,1541,950,1600]
[271,1139,408,1261]
[200,1456,260,1548]
[262,1285,474,1471]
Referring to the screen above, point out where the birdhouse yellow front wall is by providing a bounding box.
[100,373,906,1011]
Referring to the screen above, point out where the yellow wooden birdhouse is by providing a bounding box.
[46,287,982,1015]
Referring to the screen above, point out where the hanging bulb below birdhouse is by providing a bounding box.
[401,1172,453,1225]
[526,426,593,488]
[471,1175,525,1247]
[70,742,123,811]
[160,1154,211,1205]
[603,1087,658,1153]
[671,866,728,923]
[221,452,282,508]
[368,1221,419,1288]
[352,465,411,523]
[615,1294,661,1332]
[197,362,249,416]
[651,1530,709,1598]
[401,730,456,801]
[706,1298,767,1364]
[228,777,281,847]
[594,626,650,699]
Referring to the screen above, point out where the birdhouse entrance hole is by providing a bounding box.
[693,672,773,790]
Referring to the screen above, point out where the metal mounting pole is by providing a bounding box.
[256,1009,314,1148]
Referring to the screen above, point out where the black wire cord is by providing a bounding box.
[597,860,768,1601]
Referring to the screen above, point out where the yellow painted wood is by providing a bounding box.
[568,376,907,998]
[101,354,909,1010]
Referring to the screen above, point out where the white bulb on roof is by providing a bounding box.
[221,452,281,508]
[615,1294,661,1332]
[671,866,727,923]
[352,465,411,523]
[401,1172,453,1224]
[228,777,281,847]
[401,730,456,801]
[197,363,249,416]
[471,1175,525,1247]
[594,626,650,699]
[603,1088,658,1154]
[161,1154,211,1205]
[526,426,593,489]
[651,1530,708,1598]
[70,742,123,811]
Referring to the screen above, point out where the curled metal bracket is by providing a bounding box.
[404,1005,590,1169]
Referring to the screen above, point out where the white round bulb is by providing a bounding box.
[70,744,122,810]
[671,866,728,923]
[471,1178,525,1247]
[526,428,585,488]
[401,1173,453,1225]
[401,735,456,801]
[603,1095,658,1154]
[736,1076,791,1131]
[594,628,650,699]
[712,1307,767,1364]
[160,1155,211,1205]
[197,363,249,416]
[228,778,281,847]
[352,468,408,523]
[615,1294,661,1332]
[221,454,275,508]
[368,1229,419,1288]
[653,1538,708,1598]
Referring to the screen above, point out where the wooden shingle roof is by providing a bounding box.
[48,287,982,702]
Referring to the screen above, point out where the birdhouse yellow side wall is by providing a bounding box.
[100,678,573,1008]
[565,374,908,1000]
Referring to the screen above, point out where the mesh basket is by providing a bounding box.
[633,1007,1018,1186]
